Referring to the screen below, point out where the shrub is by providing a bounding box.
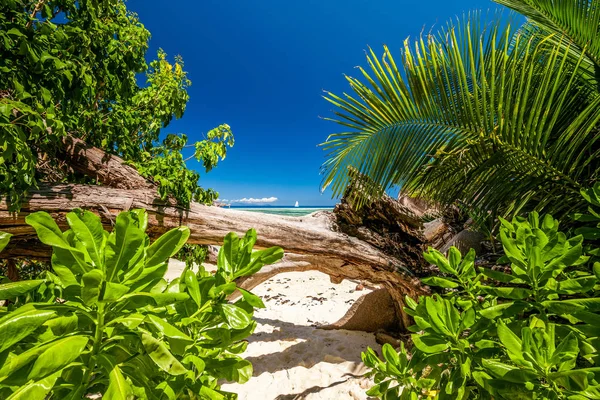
[363,212,600,399]
[0,209,282,399]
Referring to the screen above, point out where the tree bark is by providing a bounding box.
[0,184,427,305]
[1,137,429,328]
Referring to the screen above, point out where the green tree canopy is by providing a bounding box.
[321,0,600,227]
[0,0,233,209]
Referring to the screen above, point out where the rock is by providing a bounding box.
[440,229,486,255]
[319,288,399,332]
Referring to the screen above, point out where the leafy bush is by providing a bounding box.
[0,209,282,399]
[363,212,600,399]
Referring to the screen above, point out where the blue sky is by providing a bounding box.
[128,0,502,206]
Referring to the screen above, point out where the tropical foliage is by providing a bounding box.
[0,0,232,208]
[321,0,600,224]
[362,210,600,399]
[0,209,283,399]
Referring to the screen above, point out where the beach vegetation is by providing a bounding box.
[361,187,600,399]
[0,209,282,399]
[0,0,232,209]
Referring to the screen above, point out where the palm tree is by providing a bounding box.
[321,1,600,227]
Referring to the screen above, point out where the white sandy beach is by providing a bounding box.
[167,261,379,400]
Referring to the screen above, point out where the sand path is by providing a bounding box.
[167,261,379,399]
[221,271,379,400]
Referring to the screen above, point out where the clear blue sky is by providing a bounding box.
[128,0,504,206]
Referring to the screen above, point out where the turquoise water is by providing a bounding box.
[230,207,333,217]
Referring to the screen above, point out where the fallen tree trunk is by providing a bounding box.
[0,184,426,327]
[0,136,429,329]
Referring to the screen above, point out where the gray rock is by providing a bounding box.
[319,288,398,332]
[440,229,486,255]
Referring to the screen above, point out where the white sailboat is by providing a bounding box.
[294,201,299,208]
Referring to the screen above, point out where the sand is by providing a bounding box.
[167,260,379,399]
[221,271,379,400]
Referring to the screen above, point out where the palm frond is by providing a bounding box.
[321,10,600,222]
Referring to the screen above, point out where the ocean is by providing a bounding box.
[229,206,334,217]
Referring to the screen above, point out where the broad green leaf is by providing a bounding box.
[104,364,134,400]
[104,212,145,282]
[25,212,71,250]
[0,308,56,353]
[556,276,597,294]
[102,282,130,302]
[66,209,104,268]
[497,322,528,366]
[237,287,265,308]
[146,227,190,268]
[421,276,459,288]
[479,268,525,284]
[0,232,12,253]
[219,303,251,329]
[0,280,44,299]
[550,332,579,365]
[145,314,192,342]
[6,370,60,400]
[0,337,74,379]
[184,269,201,307]
[28,335,88,380]
[141,333,187,375]
[119,292,189,308]
[423,247,456,274]
[411,333,449,353]
[480,286,532,300]
[234,246,284,278]
[424,296,452,336]
[480,302,530,319]
[81,269,103,305]
[543,298,600,314]
[481,359,537,383]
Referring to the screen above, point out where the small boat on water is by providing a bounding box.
[294,201,299,208]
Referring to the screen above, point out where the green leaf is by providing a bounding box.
[550,331,579,365]
[497,322,527,366]
[25,212,68,247]
[480,302,530,319]
[0,308,56,353]
[119,292,189,308]
[6,370,61,400]
[104,212,145,282]
[219,303,252,329]
[0,280,44,299]
[184,269,201,307]
[81,269,103,305]
[421,276,459,288]
[543,298,600,314]
[480,286,532,300]
[412,333,449,353]
[0,232,12,253]
[237,288,265,308]
[146,227,190,268]
[481,359,537,383]
[104,364,134,400]
[102,282,130,302]
[479,268,525,284]
[423,247,456,274]
[145,314,192,342]
[66,209,105,268]
[28,335,88,380]
[556,276,597,294]
[141,333,187,375]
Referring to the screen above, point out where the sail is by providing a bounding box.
[294,201,299,208]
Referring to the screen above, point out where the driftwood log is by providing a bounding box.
[0,137,429,328]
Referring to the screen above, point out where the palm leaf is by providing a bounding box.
[321,10,600,223]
